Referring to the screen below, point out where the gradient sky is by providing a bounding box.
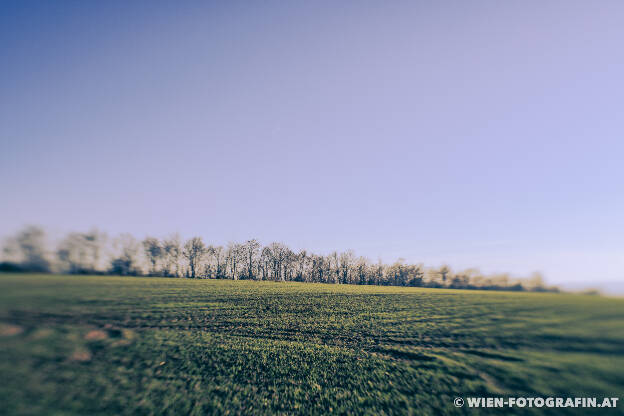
[1,1,623,291]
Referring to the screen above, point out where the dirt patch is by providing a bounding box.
[111,328,136,346]
[70,349,92,362]
[84,329,109,340]
[0,323,24,337]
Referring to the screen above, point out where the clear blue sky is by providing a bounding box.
[1,1,623,291]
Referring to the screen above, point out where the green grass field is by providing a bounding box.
[0,274,622,415]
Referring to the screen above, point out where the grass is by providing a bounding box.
[0,273,622,415]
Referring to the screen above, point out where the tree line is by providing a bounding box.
[0,225,558,292]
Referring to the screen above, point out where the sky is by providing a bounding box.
[1,1,623,292]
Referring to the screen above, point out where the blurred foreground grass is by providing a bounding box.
[0,274,622,415]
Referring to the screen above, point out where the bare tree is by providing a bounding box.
[282,247,296,281]
[2,225,50,272]
[3,226,555,292]
[373,260,385,285]
[309,254,327,283]
[57,230,105,274]
[83,229,106,272]
[225,242,244,280]
[183,237,207,278]
[142,237,163,276]
[162,235,181,277]
[525,271,547,291]
[406,263,425,287]
[207,245,225,278]
[439,265,451,287]
[56,233,83,274]
[260,246,272,280]
[243,239,261,279]
[265,242,290,281]
[109,234,141,276]
[294,250,309,282]
[339,250,355,284]
[355,256,369,285]
[328,251,340,284]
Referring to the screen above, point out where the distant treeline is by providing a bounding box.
[1,226,558,292]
